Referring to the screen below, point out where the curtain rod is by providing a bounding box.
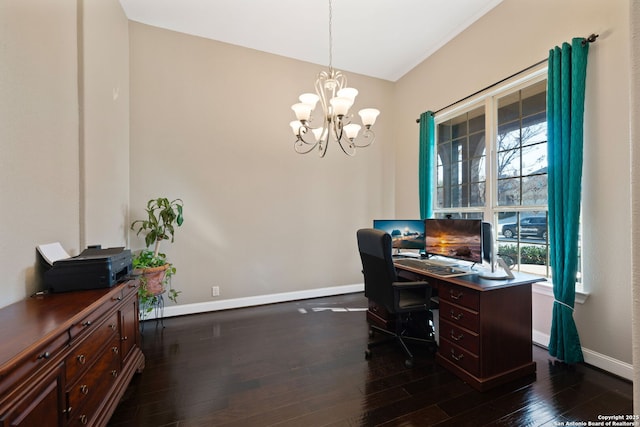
[416,33,599,123]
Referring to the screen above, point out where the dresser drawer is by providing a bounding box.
[69,292,121,341]
[66,312,119,384]
[439,300,479,333]
[120,280,139,299]
[439,319,479,355]
[0,332,68,400]
[439,338,480,376]
[67,336,120,423]
[439,283,480,311]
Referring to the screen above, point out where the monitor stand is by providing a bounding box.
[478,257,515,280]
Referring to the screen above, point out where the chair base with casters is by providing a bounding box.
[365,309,437,368]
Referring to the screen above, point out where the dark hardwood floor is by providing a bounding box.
[108,292,633,426]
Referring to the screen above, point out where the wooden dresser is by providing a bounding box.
[0,280,144,427]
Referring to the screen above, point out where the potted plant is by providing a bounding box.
[130,197,184,316]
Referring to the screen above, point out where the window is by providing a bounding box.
[432,71,581,284]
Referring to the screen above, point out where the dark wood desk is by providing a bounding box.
[381,262,542,391]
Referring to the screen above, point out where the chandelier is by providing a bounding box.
[289,0,380,157]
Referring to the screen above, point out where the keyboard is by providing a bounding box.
[394,258,474,278]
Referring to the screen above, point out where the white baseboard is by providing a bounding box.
[144,283,365,320]
[142,284,632,382]
[533,330,632,381]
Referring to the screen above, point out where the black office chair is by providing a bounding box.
[357,228,436,368]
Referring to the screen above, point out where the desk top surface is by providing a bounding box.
[394,259,545,292]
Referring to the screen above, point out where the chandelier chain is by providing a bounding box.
[328,0,333,71]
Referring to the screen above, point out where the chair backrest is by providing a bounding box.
[357,228,398,313]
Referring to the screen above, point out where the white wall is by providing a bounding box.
[82,0,130,248]
[394,0,633,372]
[629,0,640,409]
[0,0,79,305]
[0,0,130,308]
[128,23,395,305]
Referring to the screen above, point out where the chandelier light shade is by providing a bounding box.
[289,0,380,157]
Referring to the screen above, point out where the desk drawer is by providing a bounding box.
[439,300,479,334]
[439,283,479,311]
[439,319,479,355]
[439,338,480,376]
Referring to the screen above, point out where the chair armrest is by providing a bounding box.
[392,281,429,289]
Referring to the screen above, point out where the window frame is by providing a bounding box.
[428,64,586,297]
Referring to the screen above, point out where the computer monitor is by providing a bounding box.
[482,221,494,266]
[372,219,425,250]
[424,218,482,264]
[479,221,515,280]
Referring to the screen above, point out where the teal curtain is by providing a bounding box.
[547,38,589,364]
[419,111,435,219]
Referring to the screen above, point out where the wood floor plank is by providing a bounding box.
[108,292,633,427]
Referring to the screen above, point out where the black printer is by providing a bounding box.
[44,246,132,293]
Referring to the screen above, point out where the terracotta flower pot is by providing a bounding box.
[138,264,169,295]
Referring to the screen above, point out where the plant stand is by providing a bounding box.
[140,291,165,332]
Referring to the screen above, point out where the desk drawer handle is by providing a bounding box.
[81,320,92,327]
[449,290,464,300]
[450,349,464,361]
[450,310,464,321]
[112,296,123,301]
[112,346,119,354]
[37,351,50,360]
[111,370,118,377]
[80,384,89,395]
[450,330,464,341]
[79,414,88,425]
[77,354,86,365]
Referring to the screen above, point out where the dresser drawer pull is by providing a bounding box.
[80,384,89,395]
[37,351,50,360]
[112,296,123,301]
[449,289,464,300]
[450,310,464,321]
[110,323,117,331]
[111,370,118,377]
[122,336,128,341]
[81,320,92,327]
[450,330,464,341]
[76,354,86,365]
[63,406,72,414]
[79,414,88,425]
[450,349,464,361]
[112,346,119,354]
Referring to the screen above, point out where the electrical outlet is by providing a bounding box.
[212,286,220,297]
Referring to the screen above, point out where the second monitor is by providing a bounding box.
[372,219,425,250]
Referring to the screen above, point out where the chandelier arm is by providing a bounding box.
[294,138,319,155]
[336,138,356,156]
[351,128,376,148]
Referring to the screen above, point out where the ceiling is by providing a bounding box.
[118,0,503,82]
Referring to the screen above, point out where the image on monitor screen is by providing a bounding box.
[424,218,482,263]
[372,219,425,250]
